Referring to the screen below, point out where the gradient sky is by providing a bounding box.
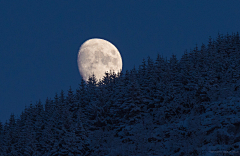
[1,1,240,122]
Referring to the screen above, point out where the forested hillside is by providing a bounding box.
[1,33,240,155]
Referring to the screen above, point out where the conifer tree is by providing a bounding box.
[146,56,157,103]
[138,58,147,87]
[67,86,77,113]
[76,79,87,109]
[102,71,110,85]
[44,97,51,113]
[3,114,19,155]
[59,90,65,111]
[154,53,166,82]
[119,71,141,125]
[29,100,45,155]
[110,71,125,127]
[0,121,3,155]
[53,93,58,111]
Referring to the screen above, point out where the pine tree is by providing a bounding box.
[73,109,92,155]
[102,71,110,85]
[110,71,125,127]
[138,58,147,86]
[146,56,157,104]
[119,74,141,125]
[59,90,65,112]
[32,100,45,155]
[67,86,77,113]
[22,105,39,155]
[0,121,4,155]
[48,109,69,155]
[85,73,100,131]
[168,54,179,82]
[44,97,51,113]
[75,79,90,130]
[3,114,19,155]
[154,53,167,82]
[76,79,87,109]
[53,93,58,111]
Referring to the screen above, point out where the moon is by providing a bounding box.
[77,38,123,83]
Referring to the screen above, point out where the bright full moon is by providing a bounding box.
[77,38,123,83]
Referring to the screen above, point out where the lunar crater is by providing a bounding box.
[111,50,116,55]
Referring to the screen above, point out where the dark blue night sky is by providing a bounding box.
[1,1,240,122]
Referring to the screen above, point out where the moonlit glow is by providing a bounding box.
[77,38,122,82]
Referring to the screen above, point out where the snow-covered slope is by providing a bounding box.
[88,97,240,156]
